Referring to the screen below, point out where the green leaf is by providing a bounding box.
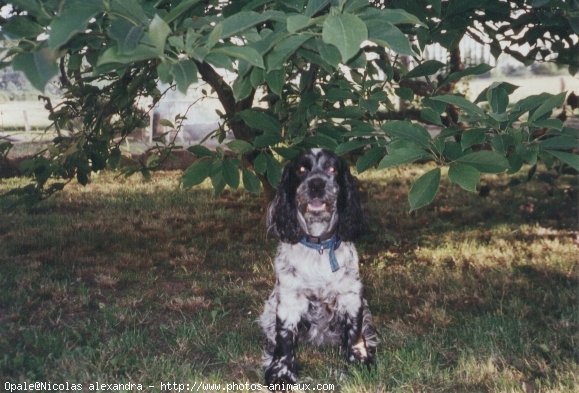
[108,19,144,53]
[378,147,428,169]
[148,14,171,53]
[528,92,566,123]
[322,13,368,62]
[420,107,443,126]
[159,118,174,128]
[448,163,480,192]
[532,118,564,130]
[561,127,579,139]
[409,168,440,211]
[361,7,423,25]
[48,0,104,48]
[206,24,223,49]
[490,134,513,155]
[456,151,510,173]
[405,60,445,79]
[335,139,369,155]
[317,40,342,68]
[266,154,282,187]
[164,0,203,24]
[170,59,198,94]
[366,20,414,56]
[510,93,550,119]
[431,95,486,117]
[266,34,313,70]
[187,145,215,157]
[182,158,213,187]
[210,170,226,196]
[305,0,330,17]
[443,141,463,161]
[344,0,370,12]
[157,62,172,83]
[227,140,254,154]
[443,63,493,85]
[545,150,579,171]
[222,159,240,189]
[382,121,432,148]
[273,147,301,160]
[238,109,281,134]
[249,67,264,87]
[232,75,253,101]
[460,129,486,150]
[302,134,339,149]
[356,146,386,173]
[212,46,264,68]
[287,15,312,33]
[253,152,268,174]
[380,8,423,25]
[423,98,448,114]
[474,82,518,104]
[12,48,59,91]
[209,11,274,43]
[242,169,261,194]
[204,52,234,71]
[97,45,158,66]
[326,87,356,102]
[395,87,414,101]
[508,152,524,173]
[2,16,44,39]
[436,127,461,140]
[487,84,509,114]
[109,0,149,25]
[539,135,579,150]
[516,144,539,166]
[265,70,285,96]
[254,132,282,148]
[431,0,442,16]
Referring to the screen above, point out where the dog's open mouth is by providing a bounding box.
[306,198,330,213]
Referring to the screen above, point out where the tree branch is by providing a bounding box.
[195,60,255,142]
[195,60,236,115]
[374,109,421,121]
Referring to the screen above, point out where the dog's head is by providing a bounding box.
[267,148,366,243]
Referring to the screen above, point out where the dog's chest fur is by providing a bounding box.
[271,242,362,344]
[276,242,360,286]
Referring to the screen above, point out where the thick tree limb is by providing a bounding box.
[195,61,255,142]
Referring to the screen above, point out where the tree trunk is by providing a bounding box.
[195,60,276,201]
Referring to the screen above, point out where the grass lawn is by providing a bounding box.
[0,165,577,392]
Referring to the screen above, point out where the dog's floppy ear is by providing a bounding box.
[336,158,367,241]
[266,161,302,243]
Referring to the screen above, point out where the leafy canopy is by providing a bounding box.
[1,0,577,210]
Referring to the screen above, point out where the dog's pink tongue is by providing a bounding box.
[308,199,326,212]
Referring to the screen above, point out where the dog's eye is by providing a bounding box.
[326,166,337,175]
[298,166,308,175]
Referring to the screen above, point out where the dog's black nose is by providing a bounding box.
[308,177,326,198]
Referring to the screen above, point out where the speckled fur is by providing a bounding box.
[260,149,377,385]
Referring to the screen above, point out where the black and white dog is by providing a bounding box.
[260,148,377,384]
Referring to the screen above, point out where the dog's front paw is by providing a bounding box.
[347,336,376,366]
[265,357,297,386]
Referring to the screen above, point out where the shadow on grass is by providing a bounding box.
[0,168,577,391]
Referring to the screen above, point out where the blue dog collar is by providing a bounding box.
[299,235,342,272]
